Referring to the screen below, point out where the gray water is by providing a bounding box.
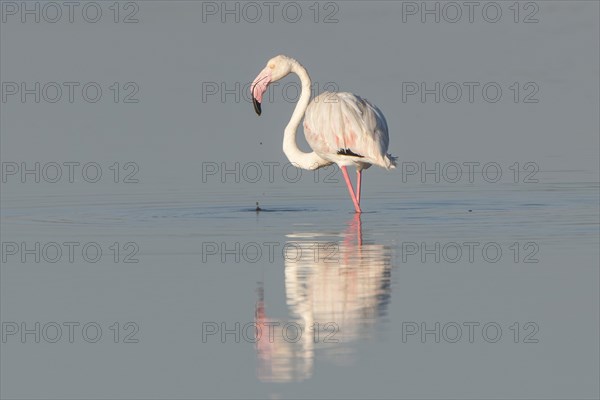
[1,1,599,399]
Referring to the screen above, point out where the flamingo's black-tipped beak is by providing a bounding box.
[252,96,262,116]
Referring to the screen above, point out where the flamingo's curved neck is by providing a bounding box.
[283,61,326,170]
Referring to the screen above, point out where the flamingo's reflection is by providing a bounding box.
[255,214,392,382]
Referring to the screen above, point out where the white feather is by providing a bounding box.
[303,92,397,170]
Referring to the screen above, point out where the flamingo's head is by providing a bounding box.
[251,55,294,115]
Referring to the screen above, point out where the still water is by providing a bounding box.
[1,174,598,398]
[1,0,599,398]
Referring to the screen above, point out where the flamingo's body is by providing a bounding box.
[251,55,396,213]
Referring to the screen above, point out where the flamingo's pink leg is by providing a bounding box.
[356,170,362,205]
[341,166,362,213]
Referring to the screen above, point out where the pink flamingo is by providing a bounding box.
[251,55,396,213]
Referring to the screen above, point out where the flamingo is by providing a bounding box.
[251,55,396,213]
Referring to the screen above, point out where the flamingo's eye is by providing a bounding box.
[268,64,275,69]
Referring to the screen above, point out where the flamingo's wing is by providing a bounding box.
[303,92,395,169]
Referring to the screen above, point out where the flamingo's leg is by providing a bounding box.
[341,166,362,213]
[356,170,362,205]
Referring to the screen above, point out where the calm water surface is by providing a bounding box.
[1,1,598,398]
[1,175,598,399]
